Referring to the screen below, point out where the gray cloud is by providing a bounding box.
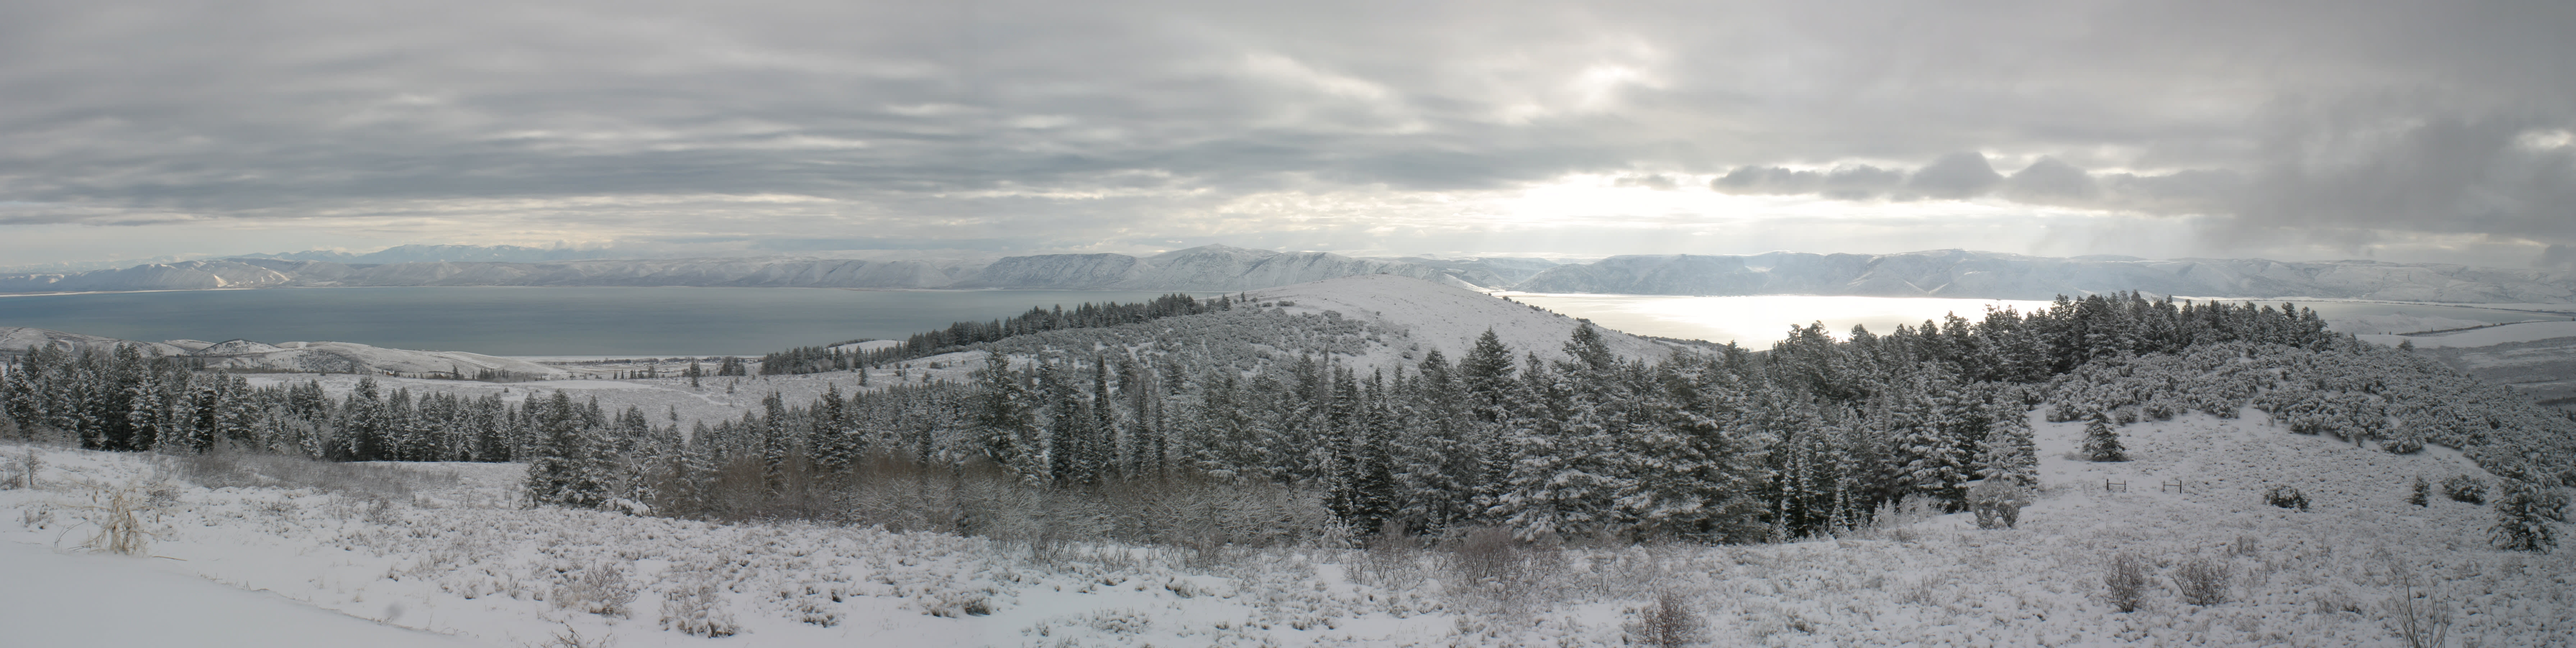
[0,0,2571,264]
[1905,153,2003,199]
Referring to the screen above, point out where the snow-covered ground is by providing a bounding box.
[4,399,2566,647]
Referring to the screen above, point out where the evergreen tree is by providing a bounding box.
[2492,466,2560,553]
[971,353,1039,479]
[2082,412,2127,462]
[1974,395,2039,487]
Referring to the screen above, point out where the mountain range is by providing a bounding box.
[5,245,2575,304]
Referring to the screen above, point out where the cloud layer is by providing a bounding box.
[0,0,2570,265]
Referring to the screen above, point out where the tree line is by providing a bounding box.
[5,291,2564,550]
[756,293,1234,375]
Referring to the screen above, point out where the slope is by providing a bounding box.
[1243,273,1690,365]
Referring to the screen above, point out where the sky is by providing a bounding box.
[2,0,2572,269]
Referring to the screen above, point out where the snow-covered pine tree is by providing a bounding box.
[811,383,857,475]
[2492,465,2560,553]
[1975,394,2039,488]
[970,353,1040,479]
[2082,412,2127,462]
[1397,348,1481,533]
[1893,371,1979,510]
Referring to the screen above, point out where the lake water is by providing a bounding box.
[0,287,1223,356]
[2,286,2562,356]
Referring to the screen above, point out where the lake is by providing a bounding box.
[0,287,1223,356]
[2,286,2562,356]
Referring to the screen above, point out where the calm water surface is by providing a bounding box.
[0,287,1223,356]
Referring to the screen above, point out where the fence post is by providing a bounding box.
[2105,479,2128,493]
[2160,479,2184,494]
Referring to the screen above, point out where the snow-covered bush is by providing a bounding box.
[2170,556,2231,606]
[2442,475,2487,505]
[2264,485,2311,511]
[2409,475,2430,507]
[2491,477,2560,553]
[658,578,740,637]
[543,560,636,618]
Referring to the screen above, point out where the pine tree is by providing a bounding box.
[2492,466,2560,553]
[812,383,857,475]
[971,353,1039,478]
[2082,412,2127,462]
[2408,475,2430,507]
[1974,396,2039,488]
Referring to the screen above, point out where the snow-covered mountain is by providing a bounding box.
[1514,249,2576,303]
[0,327,569,378]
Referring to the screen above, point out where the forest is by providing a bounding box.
[3,291,2567,552]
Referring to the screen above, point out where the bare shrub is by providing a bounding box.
[2228,534,2259,557]
[2378,565,2452,648]
[169,452,449,501]
[545,561,637,618]
[1445,527,1561,611]
[63,480,171,556]
[2104,552,2149,613]
[658,580,740,638]
[0,448,38,489]
[1624,591,1706,647]
[1967,480,2030,530]
[534,622,614,648]
[2170,556,2231,606]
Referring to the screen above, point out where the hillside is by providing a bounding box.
[1244,273,1683,366]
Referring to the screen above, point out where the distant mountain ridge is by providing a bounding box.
[0,245,1488,294]
[5,245,2574,304]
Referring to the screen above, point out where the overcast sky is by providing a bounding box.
[3,0,2572,267]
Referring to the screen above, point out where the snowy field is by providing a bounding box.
[4,404,2567,647]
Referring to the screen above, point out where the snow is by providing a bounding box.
[6,393,2564,647]
[0,541,491,647]
[1247,274,1692,365]
[2358,321,2576,348]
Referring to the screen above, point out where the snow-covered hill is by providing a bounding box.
[0,327,568,378]
[1245,274,1686,366]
